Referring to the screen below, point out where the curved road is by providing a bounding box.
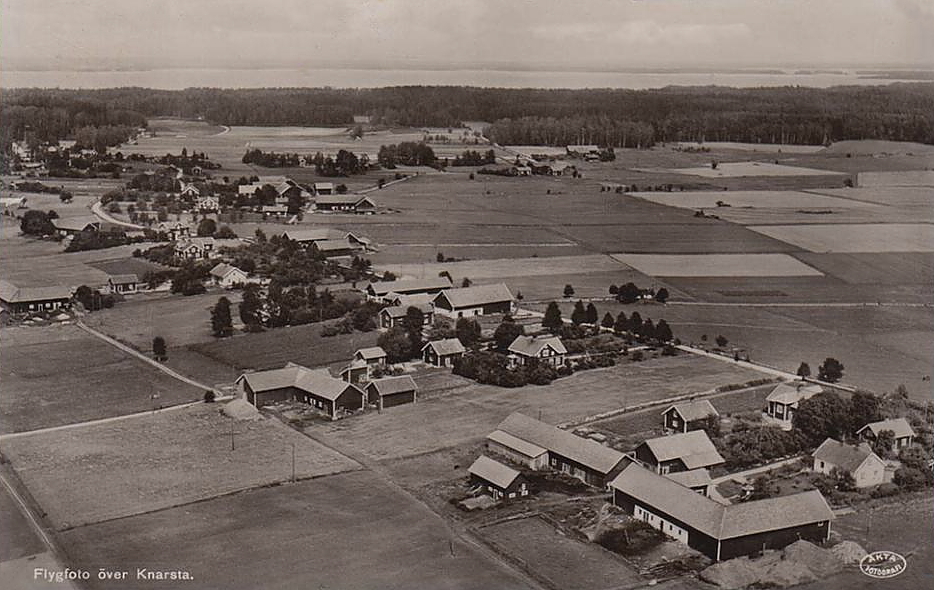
[90,200,145,229]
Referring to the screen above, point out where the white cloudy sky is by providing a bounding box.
[1,0,931,70]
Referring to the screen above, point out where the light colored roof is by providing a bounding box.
[434,283,514,309]
[355,346,387,360]
[508,335,567,357]
[52,216,99,232]
[366,375,417,397]
[238,184,260,194]
[469,455,521,489]
[314,182,335,190]
[381,303,434,318]
[422,338,466,356]
[640,430,725,470]
[367,277,451,296]
[108,273,139,284]
[314,239,354,251]
[237,364,361,402]
[496,412,626,475]
[210,263,244,278]
[282,228,345,243]
[610,464,834,540]
[664,468,711,489]
[567,145,600,152]
[812,439,879,473]
[0,280,72,303]
[766,382,823,404]
[316,195,374,207]
[339,359,368,375]
[857,418,915,440]
[487,429,547,459]
[387,293,434,307]
[662,399,719,422]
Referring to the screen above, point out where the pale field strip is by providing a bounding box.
[805,187,934,208]
[672,141,827,154]
[608,253,824,277]
[857,170,934,187]
[377,253,632,280]
[748,223,934,253]
[636,161,847,178]
[630,190,882,211]
[2,405,360,529]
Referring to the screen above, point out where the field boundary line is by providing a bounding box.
[75,320,213,390]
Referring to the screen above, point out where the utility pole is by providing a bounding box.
[230,422,235,451]
[291,442,296,483]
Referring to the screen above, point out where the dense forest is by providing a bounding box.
[2,84,933,151]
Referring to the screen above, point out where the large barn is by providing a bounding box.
[364,277,452,302]
[634,430,725,475]
[431,283,514,319]
[611,464,834,561]
[236,363,365,419]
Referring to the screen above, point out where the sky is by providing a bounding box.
[1,0,932,71]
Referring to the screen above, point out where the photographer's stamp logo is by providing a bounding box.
[859,551,906,579]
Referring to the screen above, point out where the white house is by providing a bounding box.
[209,263,248,288]
[812,438,893,488]
[506,335,567,368]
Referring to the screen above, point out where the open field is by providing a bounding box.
[57,470,534,590]
[660,161,848,178]
[749,223,934,253]
[0,472,45,563]
[0,324,203,433]
[800,494,934,590]
[673,142,827,154]
[0,241,142,287]
[857,170,934,187]
[479,269,667,302]
[632,189,880,212]
[2,404,359,529]
[378,254,631,281]
[609,253,822,277]
[809,186,934,209]
[791,252,933,285]
[478,516,642,590]
[313,354,764,461]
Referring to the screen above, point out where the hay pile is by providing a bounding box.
[783,540,844,575]
[222,398,263,421]
[701,541,846,588]
[830,541,868,565]
[699,557,763,589]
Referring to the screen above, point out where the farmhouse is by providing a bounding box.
[275,180,311,204]
[175,237,216,260]
[515,165,532,176]
[238,184,261,196]
[105,273,142,295]
[210,263,248,288]
[156,221,191,240]
[315,194,377,214]
[489,412,631,488]
[422,338,466,367]
[179,183,201,198]
[812,439,892,488]
[432,283,514,319]
[283,228,348,246]
[857,418,916,450]
[312,239,358,258]
[611,464,834,561]
[468,456,529,501]
[0,280,72,314]
[379,301,434,330]
[236,363,365,419]
[195,195,219,212]
[339,347,388,385]
[566,145,600,158]
[764,382,823,429]
[365,375,418,410]
[52,216,100,236]
[665,468,712,496]
[364,277,452,302]
[313,182,334,195]
[634,430,725,475]
[506,335,567,368]
[661,400,720,433]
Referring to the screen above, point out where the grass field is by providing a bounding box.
[857,170,934,187]
[791,252,933,285]
[57,470,535,590]
[0,240,142,287]
[0,325,204,433]
[313,354,764,462]
[609,253,822,277]
[478,516,642,590]
[632,190,879,212]
[0,472,45,563]
[663,161,848,178]
[377,254,632,281]
[749,223,934,253]
[2,404,359,529]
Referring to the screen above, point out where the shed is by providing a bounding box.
[857,418,916,450]
[366,375,418,410]
[432,283,514,319]
[661,400,719,433]
[422,338,466,367]
[635,430,725,475]
[468,456,528,501]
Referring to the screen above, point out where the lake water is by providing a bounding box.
[0,67,916,90]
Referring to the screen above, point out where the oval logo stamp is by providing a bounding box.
[859,551,907,579]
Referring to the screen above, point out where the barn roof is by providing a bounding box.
[0,280,73,303]
[108,273,140,284]
[422,338,466,356]
[664,468,711,489]
[468,455,521,489]
[52,216,100,232]
[380,303,434,319]
[237,364,360,401]
[857,418,915,440]
[210,263,244,278]
[313,239,355,251]
[355,346,387,360]
[639,430,725,470]
[508,335,567,357]
[366,375,417,397]
[282,228,345,243]
[766,382,822,404]
[434,283,514,309]
[367,277,451,296]
[496,412,626,475]
[386,293,434,307]
[719,490,834,539]
[662,399,719,422]
[812,438,878,473]
[487,430,547,459]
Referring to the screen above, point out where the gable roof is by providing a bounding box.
[313,182,334,190]
[664,468,712,489]
[0,280,73,303]
[508,335,567,357]
[496,412,627,475]
[434,283,514,309]
[812,438,880,473]
[610,464,834,540]
[487,429,547,459]
[52,216,100,232]
[663,399,719,422]
[108,273,140,284]
[386,292,434,307]
[367,277,451,297]
[381,302,434,319]
[422,338,466,356]
[640,430,725,470]
[766,382,823,404]
[282,228,346,243]
[366,375,417,396]
[469,455,522,489]
[210,263,245,279]
[355,346,387,360]
[857,417,915,440]
[313,239,355,252]
[237,364,362,402]
[316,194,363,206]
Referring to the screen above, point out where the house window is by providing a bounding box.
[818,461,824,469]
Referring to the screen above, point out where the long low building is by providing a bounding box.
[0,280,72,314]
[432,283,514,319]
[364,277,452,302]
[611,464,834,561]
[487,412,631,488]
[236,363,365,420]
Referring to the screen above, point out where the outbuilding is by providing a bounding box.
[661,400,719,433]
[468,455,529,501]
[210,263,248,288]
[236,363,365,420]
[364,277,451,302]
[764,382,822,430]
[634,430,725,475]
[857,418,916,450]
[422,338,466,367]
[431,283,514,319]
[366,375,418,410]
[0,280,72,314]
